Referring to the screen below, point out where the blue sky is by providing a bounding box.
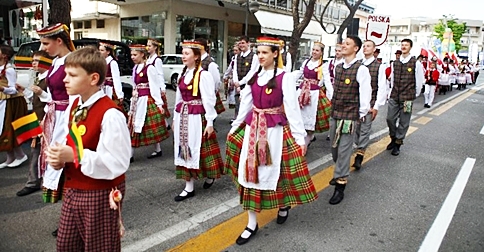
[367,0,483,21]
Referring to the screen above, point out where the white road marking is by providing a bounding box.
[418,157,476,252]
[480,125,484,135]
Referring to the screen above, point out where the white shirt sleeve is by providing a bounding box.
[223,59,234,79]
[110,60,124,99]
[2,68,18,95]
[374,64,388,110]
[199,71,217,127]
[282,72,306,145]
[39,88,52,103]
[323,62,332,87]
[208,62,221,91]
[357,65,372,118]
[154,58,166,91]
[415,61,424,97]
[80,108,130,179]
[232,56,239,82]
[230,79,254,132]
[285,52,292,72]
[239,55,260,85]
[147,65,163,106]
[323,70,334,101]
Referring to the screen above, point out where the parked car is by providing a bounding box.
[160,54,183,90]
[14,38,135,111]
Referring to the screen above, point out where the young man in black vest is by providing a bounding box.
[353,40,388,170]
[232,36,260,119]
[328,36,371,205]
[386,39,424,156]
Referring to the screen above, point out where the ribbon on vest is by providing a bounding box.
[246,105,283,183]
[178,99,203,161]
[298,78,319,107]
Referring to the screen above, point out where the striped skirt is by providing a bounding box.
[214,91,225,114]
[131,96,170,147]
[0,96,28,152]
[176,116,224,181]
[225,123,318,212]
[314,87,332,133]
[161,92,171,118]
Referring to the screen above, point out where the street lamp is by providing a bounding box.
[237,0,260,36]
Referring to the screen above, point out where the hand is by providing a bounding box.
[370,108,378,121]
[236,87,241,93]
[204,126,214,138]
[0,86,4,92]
[158,106,164,115]
[300,144,307,156]
[234,82,240,88]
[360,116,366,123]
[30,85,43,96]
[45,142,74,170]
[119,98,124,103]
[15,84,25,92]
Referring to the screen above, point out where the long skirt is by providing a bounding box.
[314,87,332,133]
[0,96,28,152]
[161,92,171,118]
[175,115,224,181]
[214,91,225,114]
[225,123,318,212]
[131,97,170,147]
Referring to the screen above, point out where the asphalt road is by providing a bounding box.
[1,80,483,252]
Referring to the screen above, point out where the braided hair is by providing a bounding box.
[179,47,202,88]
[248,45,279,89]
[0,44,14,77]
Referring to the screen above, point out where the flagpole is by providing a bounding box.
[42,0,48,26]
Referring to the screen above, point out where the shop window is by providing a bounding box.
[84,20,92,29]
[74,21,83,29]
[96,20,105,29]
[121,14,165,54]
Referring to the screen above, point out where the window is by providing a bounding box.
[162,56,178,65]
[74,32,83,40]
[96,19,105,29]
[121,14,165,54]
[74,21,83,29]
[83,20,92,29]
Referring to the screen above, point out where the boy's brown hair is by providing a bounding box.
[65,47,106,86]
[32,50,51,58]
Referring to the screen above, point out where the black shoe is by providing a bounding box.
[391,144,401,156]
[167,125,171,131]
[424,103,428,107]
[130,157,134,163]
[352,154,364,171]
[329,184,346,205]
[276,206,291,224]
[203,179,215,189]
[52,228,58,237]
[236,224,259,245]
[329,178,337,186]
[16,187,40,197]
[386,137,396,150]
[326,135,330,141]
[311,136,317,142]
[147,151,162,159]
[174,190,195,202]
[424,104,431,108]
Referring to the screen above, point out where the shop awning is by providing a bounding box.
[254,10,323,40]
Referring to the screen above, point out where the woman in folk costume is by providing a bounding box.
[225,37,318,245]
[173,41,224,201]
[98,42,124,106]
[223,44,240,112]
[36,24,76,206]
[0,44,28,168]
[128,44,169,161]
[296,42,333,146]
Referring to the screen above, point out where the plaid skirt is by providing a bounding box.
[314,87,332,133]
[225,123,318,212]
[214,91,225,114]
[0,96,28,152]
[161,92,171,118]
[42,172,65,203]
[131,96,170,147]
[176,115,224,181]
[57,181,125,252]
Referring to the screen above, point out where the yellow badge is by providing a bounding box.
[245,62,249,66]
[407,68,412,72]
[265,88,272,95]
[187,85,193,90]
[139,72,144,77]
[345,78,351,85]
[78,125,87,136]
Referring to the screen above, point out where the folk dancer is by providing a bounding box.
[225,36,317,245]
[424,61,440,108]
[128,44,169,162]
[98,42,124,107]
[323,43,344,140]
[173,40,224,201]
[438,58,450,95]
[223,44,240,115]
[353,40,387,170]
[386,39,424,156]
[279,40,292,72]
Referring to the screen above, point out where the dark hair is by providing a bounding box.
[0,44,14,76]
[65,47,106,86]
[32,50,51,58]
[102,45,117,60]
[178,47,202,88]
[443,57,449,62]
[347,35,363,53]
[401,38,413,47]
[194,38,209,52]
[238,36,250,43]
[248,44,279,89]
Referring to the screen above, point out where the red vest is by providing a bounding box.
[64,96,125,190]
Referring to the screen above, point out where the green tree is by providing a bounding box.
[433,15,467,53]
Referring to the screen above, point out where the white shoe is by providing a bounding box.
[7,155,28,168]
[0,162,9,169]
